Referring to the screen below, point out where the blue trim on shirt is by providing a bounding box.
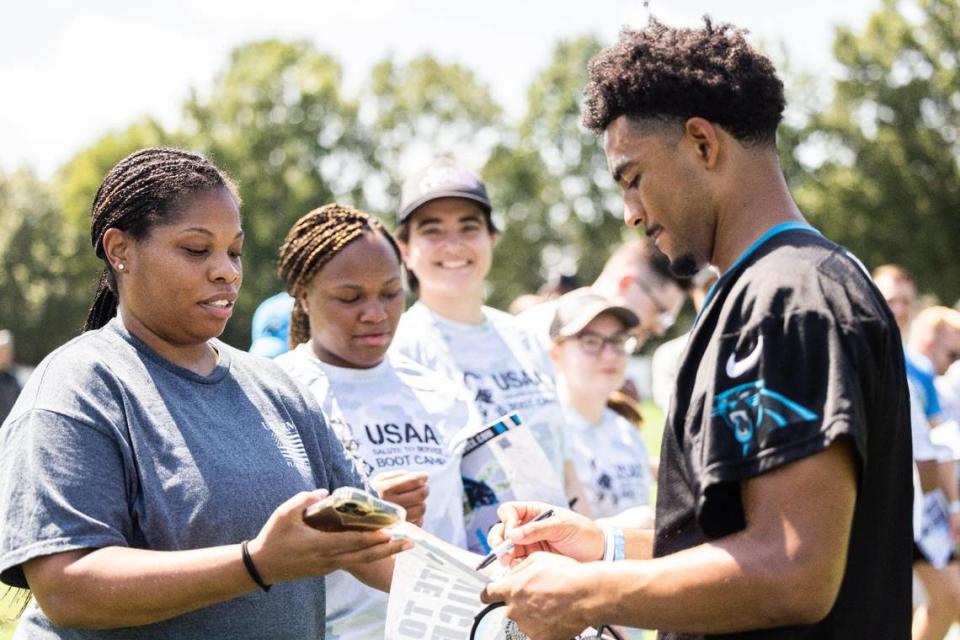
[905,351,942,419]
[695,222,821,328]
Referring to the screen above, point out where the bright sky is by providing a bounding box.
[1,0,880,178]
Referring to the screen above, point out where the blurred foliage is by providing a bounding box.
[3,0,959,362]
[57,118,173,229]
[0,169,96,364]
[791,0,960,304]
[484,36,627,309]
[181,39,364,347]
[364,54,504,209]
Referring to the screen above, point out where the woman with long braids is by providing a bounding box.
[0,148,407,639]
[275,203,475,640]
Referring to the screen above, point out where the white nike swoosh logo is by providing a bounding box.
[725,336,764,378]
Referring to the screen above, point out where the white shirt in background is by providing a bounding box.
[565,407,654,519]
[393,302,571,477]
[277,345,474,640]
[650,330,690,415]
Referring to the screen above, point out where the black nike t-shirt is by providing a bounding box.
[654,226,913,639]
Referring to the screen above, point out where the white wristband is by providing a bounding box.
[949,500,960,514]
[601,525,625,562]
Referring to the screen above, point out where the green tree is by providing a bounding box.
[483,36,631,309]
[56,118,172,229]
[363,54,504,213]
[0,169,95,364]
[482,142,557,309]
[182,39,366,347]
[792,0,960,303]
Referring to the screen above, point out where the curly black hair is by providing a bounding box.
[582,17,785,145]
[278,203,402,348]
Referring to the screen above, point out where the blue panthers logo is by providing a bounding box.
[711,379,818,457]
[463,477,498,510]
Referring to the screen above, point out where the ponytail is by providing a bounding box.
[288,299,311,349]
[83,268,119,332]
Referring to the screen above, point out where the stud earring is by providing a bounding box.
[117,263,125,271]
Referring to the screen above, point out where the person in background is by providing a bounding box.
[548,288,654,526]
[0,148,407,639]
[275,203,476,640]
[249,291,295,358]
[906,306,960,640]
[390,158,589,528]
[518,237,687,353]
[0,330,23,424]
[650,267,718,414]
[872,266,960,640]
[873,263,917,339]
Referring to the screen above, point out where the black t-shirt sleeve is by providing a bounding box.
[695,307,868,538]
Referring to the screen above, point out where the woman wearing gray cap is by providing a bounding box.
[548,288,656,525]
[391,158,589,551]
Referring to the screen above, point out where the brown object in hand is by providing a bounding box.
[302,487,405,532]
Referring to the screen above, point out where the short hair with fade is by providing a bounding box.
[582,17,785,146]
[601,238,688,289]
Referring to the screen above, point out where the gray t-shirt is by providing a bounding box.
[0,318,363,639]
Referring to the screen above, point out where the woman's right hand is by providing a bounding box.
[370,470,429,526]
[248,489,411,586]
[486,501,605,566]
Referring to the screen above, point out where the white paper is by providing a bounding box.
[385,523,492,639]
[451,412,568,553]
[385,523,608,640]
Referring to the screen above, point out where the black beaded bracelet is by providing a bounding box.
[241,540,271,592]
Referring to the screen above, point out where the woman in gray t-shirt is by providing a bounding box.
[0,148,408,640]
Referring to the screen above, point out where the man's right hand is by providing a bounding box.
[486,501,604,565]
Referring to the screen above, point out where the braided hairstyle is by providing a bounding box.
[278,204,402,348]
[84,148,239,332]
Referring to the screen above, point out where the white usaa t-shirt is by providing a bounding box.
[277,345,475,640]
[393,302,571,477]
[567,407,655,519]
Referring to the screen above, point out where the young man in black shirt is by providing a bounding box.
[481,18,913,639]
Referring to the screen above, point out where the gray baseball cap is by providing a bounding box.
[549,288,640,340]
[398,158,492,224]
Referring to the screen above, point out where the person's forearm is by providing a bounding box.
[623,526,655,560]
[577,534,835,634]
[940,461,959,502]
[29,545,258,629]
[593,515,655,560]
[349,555,395,592]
